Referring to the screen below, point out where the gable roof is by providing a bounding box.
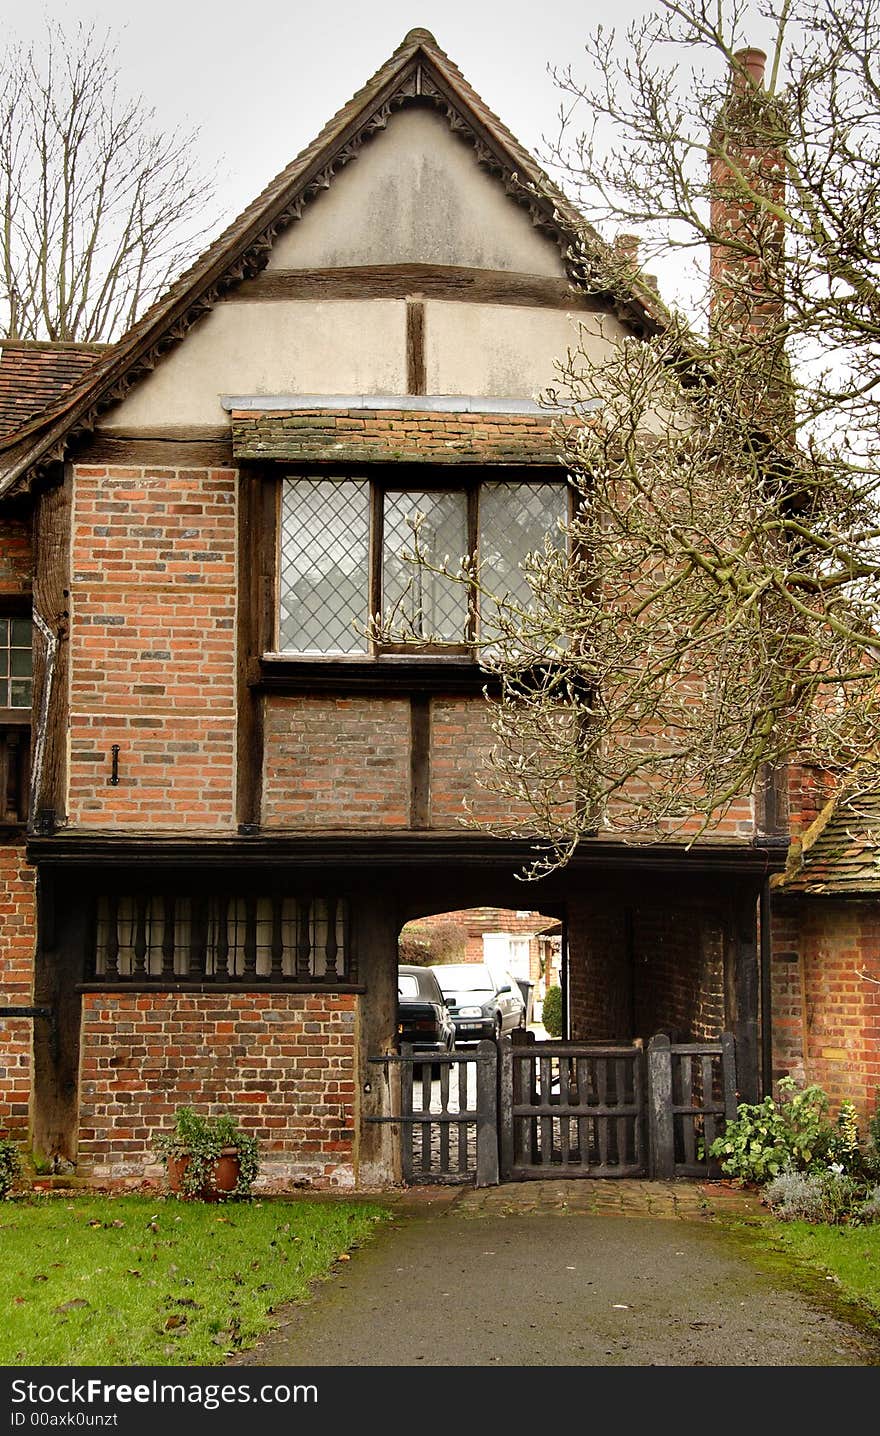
[0,26,666,501]
[0,340,108,441]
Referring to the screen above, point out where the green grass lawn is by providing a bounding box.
[763,1220,880,1321]
[0,1195,389,1366]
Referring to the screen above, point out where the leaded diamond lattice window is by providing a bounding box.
[383,490,469,643]
[277,474,568,655]
[279,478,369,653]
[479,481,566,620]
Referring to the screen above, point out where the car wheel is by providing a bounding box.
[494,1013,503,1042]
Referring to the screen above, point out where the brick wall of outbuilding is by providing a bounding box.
[770,897,880,1120]
[78,991,358,1188]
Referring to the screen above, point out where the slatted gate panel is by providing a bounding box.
[647,1032,737,1178]
[499,1035,647,1179]
[368,1042,498,1186]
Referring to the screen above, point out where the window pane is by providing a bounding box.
[383,490,469,642]
[279,478,370,654]
[479,482,566,622]
[0,616,31,707]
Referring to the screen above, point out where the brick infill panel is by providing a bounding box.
[231,409,574,465]
[78,991,359,1189]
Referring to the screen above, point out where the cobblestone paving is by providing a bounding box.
[367,1177,768,1222]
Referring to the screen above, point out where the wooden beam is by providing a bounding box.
[235,465,272,831]
[29,466,72,834]
[76,432,233,468]
[409,695,431,828]
[228,263,603,311]
[406,299,426,395]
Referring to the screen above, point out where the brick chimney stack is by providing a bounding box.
[709,46,785,340]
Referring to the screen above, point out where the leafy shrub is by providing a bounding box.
[764,1167,865,1223]
[541,985,563,1038]
[154,1107,259,1200]
[859,1185,880,1223]
[398,919,468,966]
[0,1139,22,1197]
[709,1077,836,1183]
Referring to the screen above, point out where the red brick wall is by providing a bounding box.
[0,516,32,594]
[68,465,237,828]
[0,845,36,1138]
[430,697,553,828]
[771,897,880,1120]
[632,903,725,1041]
[263,695,410,827]
[568,892,632,1040]
[568,888,727,1044]
[78,991,358,1188]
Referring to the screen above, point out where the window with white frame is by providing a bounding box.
[278,475,567,655]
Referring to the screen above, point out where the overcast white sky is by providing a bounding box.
[3,1,670,231]
[4,0,780,310]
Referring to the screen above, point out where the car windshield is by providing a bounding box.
[398,973,422,999]
[434,964,495,995]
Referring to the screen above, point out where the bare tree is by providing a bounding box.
[379,0,880,866]
[0,21,217,342]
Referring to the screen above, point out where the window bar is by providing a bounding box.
[324,895,338,981]
[216,895,230,980]
[105,895,120,981]
[161,896,175,980]
[133,896,148,979]
[370,485,383,652]
[296,900,311,981]
[344,900,356,983]
[244,896,257,979]
[0,733,11,822]
[466,485,479,644]
[190,898,208,980]
[270,895,284,983]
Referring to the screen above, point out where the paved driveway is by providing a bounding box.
[235,1182,880,1368]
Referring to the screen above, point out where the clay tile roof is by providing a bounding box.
[0,340,109,441]
[776,790,880,895]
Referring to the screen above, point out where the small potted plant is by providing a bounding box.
[154,1107,259,1201]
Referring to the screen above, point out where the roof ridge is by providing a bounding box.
[0,339,111,353]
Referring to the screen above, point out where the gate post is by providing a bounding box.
[400,1042,414,1185]
[647,1033,674,1178]
[475,1040,499,1187]
[721,1031,738,1120]
[498,1035,513,1181]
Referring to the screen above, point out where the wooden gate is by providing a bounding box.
[368,1041,499,1185]
[499,1034,647,1179]
[370,1031,736,1187]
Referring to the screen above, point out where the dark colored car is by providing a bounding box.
[397,965,456,1054]
[430,962,526,1043]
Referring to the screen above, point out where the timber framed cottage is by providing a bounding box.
[0,30,876,1187]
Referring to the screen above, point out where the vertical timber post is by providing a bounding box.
[498,1034,513,1181]
[475,1040,499,1187]
[647,1032,674,1178]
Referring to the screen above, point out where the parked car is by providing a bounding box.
[430,963,526,1043]
[397,965,456,1055]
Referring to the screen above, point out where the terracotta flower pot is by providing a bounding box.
[166,1147,241,1201]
